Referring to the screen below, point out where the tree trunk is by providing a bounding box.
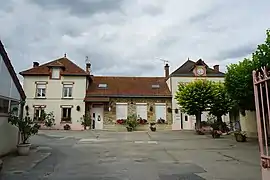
[195,112,201,130]
[217,115,222,130]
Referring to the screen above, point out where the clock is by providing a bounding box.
[196,67,205,76]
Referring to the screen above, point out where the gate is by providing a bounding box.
[253,66,270,179]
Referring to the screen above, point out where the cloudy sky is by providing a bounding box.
[1,0,270,79]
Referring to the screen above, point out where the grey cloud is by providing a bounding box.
[214,44,257,61]
[28,0,124,17]
[142,5,163,16]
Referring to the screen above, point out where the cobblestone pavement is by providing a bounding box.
[0,130,262,180]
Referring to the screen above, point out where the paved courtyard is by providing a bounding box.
[1,130,262,180]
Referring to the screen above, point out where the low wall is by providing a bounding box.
[0,116,18,156]
[240,111,258,137]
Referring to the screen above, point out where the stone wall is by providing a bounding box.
[103,97,172,130]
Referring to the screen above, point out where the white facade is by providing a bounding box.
[23,75,87,130]
[167,76,230,130]
[0,53,21,156]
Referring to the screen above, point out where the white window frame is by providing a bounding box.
[62,84,73,98]
[51,68,60,79]
[36,84,46,98]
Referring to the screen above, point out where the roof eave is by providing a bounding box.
[85,94,172,98]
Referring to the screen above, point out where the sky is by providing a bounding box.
[1,0,270,79]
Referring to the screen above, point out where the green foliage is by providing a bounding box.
[8,109,39,144]
[225,29,270,112]
[175,79,214,115]
[225,58,255,112]
[125,114,139,130]
[80,113,91,128]
[44,111,56,128]
[175,80,214,129]
[209,82,233,118]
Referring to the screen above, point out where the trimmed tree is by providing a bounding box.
[225,29,270,114]
[175,79,214,130]
[209,82,233,127]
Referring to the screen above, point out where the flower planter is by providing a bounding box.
[17,143,31,156]
[235,133,247,142]
[150,127,156,132]
[212,130,222,138]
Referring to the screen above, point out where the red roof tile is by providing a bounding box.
[86,76,171,97]
[19,57,88,76]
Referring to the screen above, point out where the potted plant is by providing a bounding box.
[8,109,40,156]
[149,122,156,132]
[80,113,91,130]
[44,111,56,129]
[234,131,247,142]
[212,130,222,138]
[125,114,138,132]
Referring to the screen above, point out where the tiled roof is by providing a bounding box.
[86,76,171,98]
[170,59,225,77]
[0,41,26,100]
[19,57,88,76]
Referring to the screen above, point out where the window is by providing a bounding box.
[10,100,20,116]
[34,108,45,121]
[98,83,107,88]
[63,84,73,98]
[116,103,128,120]
[0,98,9,114]
[61,108,71,121]
[185,115,188,121]
[151,84,160,89]
[51,68,60,79]
[155,103,166,122]
[136,103,147,119]
[36,84,46,98]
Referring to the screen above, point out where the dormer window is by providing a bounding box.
[98,83,107,88]
[151,84,160,89]
[51,68,60,79]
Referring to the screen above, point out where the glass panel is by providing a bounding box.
[10,100,19,115]
[0,98,9,113]
[52,68,60,79]
[68,87,72,97]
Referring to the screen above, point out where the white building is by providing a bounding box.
[166,59,230,130]
[0,41,25,156]
[19,55,90,130]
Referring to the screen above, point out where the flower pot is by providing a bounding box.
[150,127,156,132]
[126,127,133,132]
[235,134,246,142]
[17,143,31,156]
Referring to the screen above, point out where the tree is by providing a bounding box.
[175,79,214,130]
[225,29,270,114]
[209,82,233,124]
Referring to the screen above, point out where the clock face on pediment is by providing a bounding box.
[195,66,206,76]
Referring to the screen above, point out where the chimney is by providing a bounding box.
[164,63,169,79]
[85,56,91,74]
[213,65,219,72]
[33,62,39,67]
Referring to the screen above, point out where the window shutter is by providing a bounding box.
[155,104,166,121]
[37,84,46,89]
[136,104,147,119]
[116,104,128,119]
